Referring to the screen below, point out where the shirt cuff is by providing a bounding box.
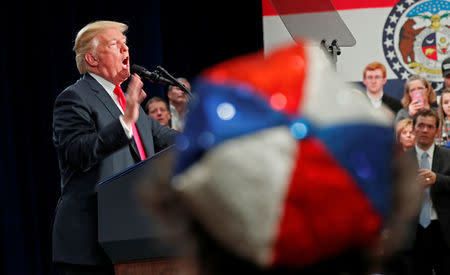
[119,115,133,139]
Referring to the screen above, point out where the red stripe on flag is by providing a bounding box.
[271,138,381,267]
[262,0,278,16]
[333,0,398,10]
[262,0,397,16]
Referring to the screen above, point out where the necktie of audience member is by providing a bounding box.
[113,85,147,161]
[419,152,431,228]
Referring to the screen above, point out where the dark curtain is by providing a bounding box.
[0,1,262,274]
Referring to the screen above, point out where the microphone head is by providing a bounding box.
[131,64,147,76]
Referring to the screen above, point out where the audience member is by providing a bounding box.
[146,96,171,127]
[394,75,437,125]
[396,118,415,152]
[362,62,402,114]
[438,88,450,147]
[167,78,191,131]
[404,109,450,275]
[441,57,450,89]
[52,20,177,274]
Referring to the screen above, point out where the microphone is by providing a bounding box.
[131,64,174,85]
[156,66,193,98]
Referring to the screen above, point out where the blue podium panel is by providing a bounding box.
[97,146,179,263]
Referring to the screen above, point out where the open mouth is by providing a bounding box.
[122,56,129,69]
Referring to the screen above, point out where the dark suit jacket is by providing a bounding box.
[52,74,178,266]
[409,146,450,246]
[382,93,403,114]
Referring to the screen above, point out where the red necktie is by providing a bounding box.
[113,85,147,160]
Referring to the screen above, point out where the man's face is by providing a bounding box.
[444,75,450,89]
[168,80,190,105]
[363,69,387,94]
[92,28,130,84]
[414,115,438,149]
[148,101,171,127]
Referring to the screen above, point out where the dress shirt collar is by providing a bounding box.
[415,143,435,166]
[88,72,123,114]
[88,72,116,95]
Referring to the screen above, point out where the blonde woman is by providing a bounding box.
[395,118,415,152]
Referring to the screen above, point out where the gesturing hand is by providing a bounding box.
[122,74,146,127]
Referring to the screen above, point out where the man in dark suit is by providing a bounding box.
[362,62,402,115]
[52,20,178,274]
[406,109,450,275]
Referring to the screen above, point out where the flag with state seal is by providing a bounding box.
[170,39,395,268]
[263,0,450,98]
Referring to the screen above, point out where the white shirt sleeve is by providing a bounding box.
[119,115,133,139]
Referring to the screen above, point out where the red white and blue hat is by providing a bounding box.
[171,41,395,268]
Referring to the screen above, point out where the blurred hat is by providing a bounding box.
[171,42,395,269]
[442,57,450,77]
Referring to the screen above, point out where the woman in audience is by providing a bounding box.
[395,118,415,152]
[438,88,450,147]
[394,75,437,125]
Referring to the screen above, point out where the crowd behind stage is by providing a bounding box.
[357,60,450,275]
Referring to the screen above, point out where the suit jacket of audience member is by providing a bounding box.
[407,146,450,246]
[52,74,177,266]
[382,93,403,114]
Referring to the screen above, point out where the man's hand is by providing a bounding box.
[417,168,436,188]
[122,74,146,127]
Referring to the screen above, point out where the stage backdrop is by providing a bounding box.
[262,0,450,99]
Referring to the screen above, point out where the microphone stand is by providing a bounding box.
[320,39,341,70]
[156,66,193,99]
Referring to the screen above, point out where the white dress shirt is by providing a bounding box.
[89,72,133,139]
[367,92,383,109]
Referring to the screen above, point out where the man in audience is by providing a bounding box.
[146,96,171,127]
[167,77,190,131]
[362,62,402,114]
[441,57,450,89]
[406,109,450,275]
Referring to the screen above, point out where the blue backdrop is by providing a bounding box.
[0,1,263,274]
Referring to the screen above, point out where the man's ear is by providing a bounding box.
[85,52,98,67]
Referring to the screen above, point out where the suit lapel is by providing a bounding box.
[84,74,122,119]
[432,146,440,172]
[84,74,142,159]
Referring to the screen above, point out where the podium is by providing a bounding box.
[96,146,190,274]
